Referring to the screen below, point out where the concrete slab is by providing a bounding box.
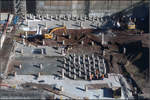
[15,42,63,57]
[3,74,132,99]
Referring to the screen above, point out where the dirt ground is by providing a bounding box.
[15,29,103,55]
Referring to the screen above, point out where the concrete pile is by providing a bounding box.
[60,54,107,80]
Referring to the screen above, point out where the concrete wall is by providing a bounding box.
[33,0,149,32]
[0,13,13,48]
[0,13,8,48]
[34,0,140,17]
[0,13,9,20]
[0,33,6,48]
[14,0,26,15]
[0,0,14,13]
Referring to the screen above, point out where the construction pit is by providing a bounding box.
[9,28,107,78]
[1,25,136,99]
[0,12,149,99]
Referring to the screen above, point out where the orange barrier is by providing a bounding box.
[0,84,9,87]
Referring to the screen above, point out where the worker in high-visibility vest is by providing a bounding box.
[101,74,104,80]
[60,95,63,100]
[96,69,100,79]
[90,74,94,80]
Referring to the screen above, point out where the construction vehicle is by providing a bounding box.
[26,25,67,41]
[128,20,136,30]
[44,26,67,39]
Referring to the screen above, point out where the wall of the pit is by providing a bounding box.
[32,0,140,16]
[30,0,149,33]
[0,0,14,13]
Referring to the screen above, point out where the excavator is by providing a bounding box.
[44,25,67,39]
[26,25,67,41]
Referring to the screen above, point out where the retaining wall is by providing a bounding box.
[34,0,140,16]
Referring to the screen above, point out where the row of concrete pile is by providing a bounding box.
[25,14,105,22]
[22,14,114,30]
[60,54,107,80]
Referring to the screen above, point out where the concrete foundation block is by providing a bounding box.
[37,72,40,78]
[85,85,88,91]
[14,71,17,77]
[19,64,22,69]
[62,69,65,78]
[39,64,43,69]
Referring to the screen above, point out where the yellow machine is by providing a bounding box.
[44,26,67,39]
[128,21,136,30]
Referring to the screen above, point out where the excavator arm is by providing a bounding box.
[44,26,67,39]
